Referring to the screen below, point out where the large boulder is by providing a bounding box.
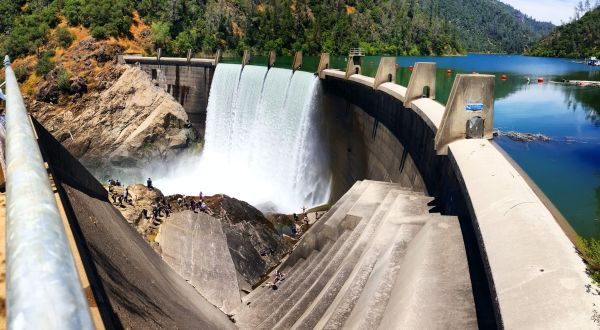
[112,186,293,288]
[28,37,197,178]
[204,194,293,286]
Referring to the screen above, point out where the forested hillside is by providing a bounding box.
[530,5,600,58]
[0,0,464,60]
[436,0,554,53]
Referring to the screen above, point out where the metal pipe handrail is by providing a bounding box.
[349,48,365,56]
[3,55,94,329]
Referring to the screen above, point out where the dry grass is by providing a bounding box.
[113,11,149,55]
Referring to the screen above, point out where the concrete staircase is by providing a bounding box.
[233,180,477,329]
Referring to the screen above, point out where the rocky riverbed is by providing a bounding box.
[109,183,297,287]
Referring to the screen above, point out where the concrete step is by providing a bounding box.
[244,240,331,308]
[252,228,354,325]
[256,215,371,329]
[372,216,476,329]
[324,181,398,240]
[240,253,310,306]
[291,190,405,329]
[277,181,370,272]
[234,232,347,328]
[339,217,434,329]
[267,189,402,329]
[232,179,476,329]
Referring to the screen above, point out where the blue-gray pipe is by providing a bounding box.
[3,55,94,329]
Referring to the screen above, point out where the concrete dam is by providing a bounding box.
[3,53,599,329]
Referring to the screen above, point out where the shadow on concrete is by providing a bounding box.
[32,117,234,329]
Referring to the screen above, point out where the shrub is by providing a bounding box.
[35,52,55,76]
[55,27,74,49]
[90,26,107,39]
[13,65,32,83]
[576,236,600,283]
[56,68,72,92]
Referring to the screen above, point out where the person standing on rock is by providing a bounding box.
[190,200,196,212]
[123,187,129,203]
[152,204,158,220]
[147,177,153,189]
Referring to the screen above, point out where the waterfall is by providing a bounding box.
[154,64,331,213]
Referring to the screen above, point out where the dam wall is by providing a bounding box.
[318,62,599,328]
[321,81,430,203]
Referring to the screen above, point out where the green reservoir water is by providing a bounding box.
[224,54,600,238]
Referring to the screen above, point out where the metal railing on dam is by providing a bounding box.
[2,56,94,329]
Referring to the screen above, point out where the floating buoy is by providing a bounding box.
[409,65,414,72]
[537,77,544,83]
[447,69,452,74]
[501,74,507,80]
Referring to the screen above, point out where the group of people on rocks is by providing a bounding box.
[108,179,132,207]
[291,206,319,238]
[176,192,207,214]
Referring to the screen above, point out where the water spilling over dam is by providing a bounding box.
[153,64,331,213]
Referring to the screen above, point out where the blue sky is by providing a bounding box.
[500,0,580,24]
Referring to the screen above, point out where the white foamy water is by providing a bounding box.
[150,64,331,213]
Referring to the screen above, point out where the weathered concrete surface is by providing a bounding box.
[374,57,397,88]
[33,118,234,329]
[234,181,476,329]
[348,75,375,88]
[435,74,495,154]
[320,90,425,202]
[377,82,406,102]
[410,98,444,133]
[449,139,600,329]
[323,69,346,80]
[156,211,241,315]
[404,62,436,107]
[321,74,500,327]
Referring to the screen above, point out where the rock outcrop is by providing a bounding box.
[31,65,195,174]
[25,37,197,180]
[156,211,242,315]
[112,185,293,288]
[204,195,293,286]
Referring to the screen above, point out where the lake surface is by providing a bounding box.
[224,54,600,238]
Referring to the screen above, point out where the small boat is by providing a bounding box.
[588,56,600,66]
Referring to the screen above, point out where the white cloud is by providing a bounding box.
[499,0,581,25]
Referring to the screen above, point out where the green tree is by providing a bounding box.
[151,21,172,50]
